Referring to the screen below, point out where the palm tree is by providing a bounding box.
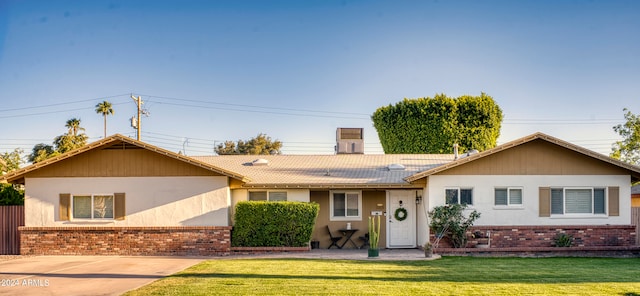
[65,118,85,136]
[95,101,114,138]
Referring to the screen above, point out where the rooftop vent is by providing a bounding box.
[252,159,269,166]
[387,163,405,171]
[466,149,479,156]
[336,128,364,154]
[459,149,479,159]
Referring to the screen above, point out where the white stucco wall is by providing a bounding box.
[426,175,632,227]
[24,176,231,227]
[416,189,429,247]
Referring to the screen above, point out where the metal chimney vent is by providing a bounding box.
[336,128,364,154]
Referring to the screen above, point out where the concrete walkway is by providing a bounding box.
[0,249,434,296]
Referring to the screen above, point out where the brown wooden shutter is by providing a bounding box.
[114,193,126,220]
[59,193,71,221]
[608,187,619,216]
[539,187,550,217]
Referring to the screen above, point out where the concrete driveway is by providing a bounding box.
[0,256,205,296]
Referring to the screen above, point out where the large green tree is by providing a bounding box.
[28,118,88,163]
[611,108,640,166]
[95,100,115,138]
[28,143,58,163]
[215,133,283,155]
[0,148,23,174]
[371,93,503,154]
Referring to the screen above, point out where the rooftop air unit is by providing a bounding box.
[336,128,364,154]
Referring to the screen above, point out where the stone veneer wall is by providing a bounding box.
[432,225,637,248]
[18,226,232,256]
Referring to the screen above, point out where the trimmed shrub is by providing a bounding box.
[232,201,319,247]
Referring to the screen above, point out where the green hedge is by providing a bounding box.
[0,183,24,205]
[371,93,503,154]
[232,201,319,247]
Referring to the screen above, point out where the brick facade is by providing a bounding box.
[431,225,637,248]
[18,226,232,256]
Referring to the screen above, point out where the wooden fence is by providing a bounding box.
[633,207,640,246]
[0,206,24,255]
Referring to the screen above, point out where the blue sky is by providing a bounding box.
[0,0,638,159]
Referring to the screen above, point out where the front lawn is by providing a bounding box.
[124,257,640,295]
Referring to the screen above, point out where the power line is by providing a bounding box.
[503,121,620,125]
[143,100,371,120]
[0,93,131,113]
[0,102,129,119]
[1,91,626,124]
[137,93,371,116]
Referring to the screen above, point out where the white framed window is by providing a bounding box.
[445,188,473,205]
[494,187,523,206]
[551,187,606,215]
[330,190,362,221]
[248,191,287,201]
[72,194,114,219]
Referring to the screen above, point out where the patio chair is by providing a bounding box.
[326,225,343,249]
[358,233,369,249]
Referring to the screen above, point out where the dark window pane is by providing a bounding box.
[269,192,287,201]
[495,189,508,205]
[249,191,267,201]
[551,189,563,214]
[445,189,458,204]
[460,189,473,205]
[333,193,345,217]
[594,188,606,214]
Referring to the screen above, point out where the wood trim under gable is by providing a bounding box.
[539,187,550,217]
[608,187,619,217]
[405,132,640,182]
[1,134,250,184]
[25,149,225,178]
[431,140,630,176]
[59,193,70,221]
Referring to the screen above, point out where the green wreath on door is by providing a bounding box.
[394,207,408,221]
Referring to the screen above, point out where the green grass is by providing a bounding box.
[124,257,640,295]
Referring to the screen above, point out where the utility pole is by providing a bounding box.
[131,95,143,140]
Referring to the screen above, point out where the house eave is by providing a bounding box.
[239,183,423,190]
[405,132,640,183]
[1,134,250,184]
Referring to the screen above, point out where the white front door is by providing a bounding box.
[386,190,417,248]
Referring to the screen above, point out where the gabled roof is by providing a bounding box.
[1,134,249,184]
[405,132,640,182]
[194,154,453,188]
[5,132,637,188]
